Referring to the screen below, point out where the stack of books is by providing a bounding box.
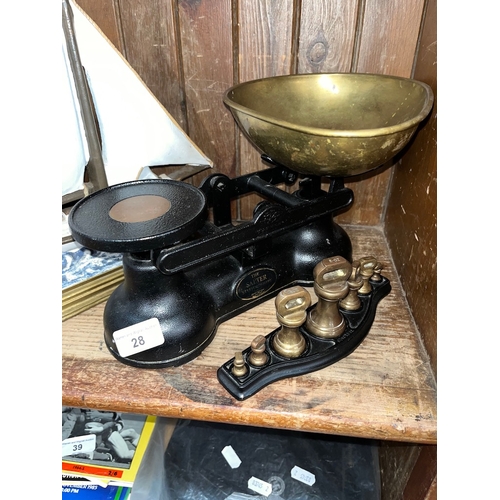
[62,407,156,498]
[62,214,123,321]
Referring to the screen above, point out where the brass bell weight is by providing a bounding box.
[248,335,268,367]
[231,351,248,377]
[306,256,351,339]
[272,286,311,359]
[339,260,363,311]
[358,256,378,294]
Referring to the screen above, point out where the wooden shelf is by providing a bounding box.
[62,225,436,444]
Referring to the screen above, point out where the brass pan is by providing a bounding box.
[223,73,433,177]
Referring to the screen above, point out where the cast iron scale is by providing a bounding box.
[68,73,433,399]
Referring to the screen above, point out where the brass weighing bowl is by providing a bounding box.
[223,73,434,177]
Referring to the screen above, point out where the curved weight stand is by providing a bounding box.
[217,276,391,400]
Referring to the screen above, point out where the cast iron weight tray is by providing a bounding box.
[217,276,391,400]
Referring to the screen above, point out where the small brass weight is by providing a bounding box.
[248,335,268,367]
[306,256,352,338]
[231,351,248,377]
[339,260,363,311]
[272,285,311,358]
[358,256,378,294]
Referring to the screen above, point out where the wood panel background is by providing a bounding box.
[385,0,437,378]
[380,0,437,499]
[70,1,437,498]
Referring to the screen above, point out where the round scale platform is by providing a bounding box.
[68,179,207,253]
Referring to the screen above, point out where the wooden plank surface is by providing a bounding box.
[237,0,296,219]
[338,0,428,227]
[62,225,436,444]
[384,0,437,376]
[178,0,235,180]
[354,0,425,77]
[119,0,187,130]
[297,0,358,73]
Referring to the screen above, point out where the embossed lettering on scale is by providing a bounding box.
[236,269,277,300]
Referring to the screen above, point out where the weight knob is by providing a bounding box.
[371,261,383,282]
[272,286,311,358]
[358,256,378,294]
[248,335,269,367]
[231,351,248,377]
[340,260,363,311]
[306,256,351,338]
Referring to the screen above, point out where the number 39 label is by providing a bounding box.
[112,318,164,357]
[62,434,96,457]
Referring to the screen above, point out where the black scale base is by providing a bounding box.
[68,157,390,378]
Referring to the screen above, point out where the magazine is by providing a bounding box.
[62,407,155,487]
[62,483,132,499]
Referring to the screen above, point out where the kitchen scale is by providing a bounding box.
[69,73,433,397]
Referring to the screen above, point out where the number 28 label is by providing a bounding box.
[113,318,164,358]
